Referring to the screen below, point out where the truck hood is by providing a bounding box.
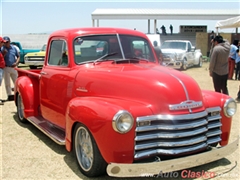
[161,49,186,54]
[74,62,204,114]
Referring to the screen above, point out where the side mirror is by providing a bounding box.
[191,46,196,52]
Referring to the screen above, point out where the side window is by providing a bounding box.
[132,40,151,60]
[48,40,68,66]
[187,42,191,51]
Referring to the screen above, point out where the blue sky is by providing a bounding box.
[0,0,239,35]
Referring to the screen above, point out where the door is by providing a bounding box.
[40,39,72,129]
[186,42,194,64]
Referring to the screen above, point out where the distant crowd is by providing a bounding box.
[156,24,173,35]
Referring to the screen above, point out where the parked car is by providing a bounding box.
[24,44,46,69]
[161,40,203,70]
[10,42,40,64]
[14,27,238,178]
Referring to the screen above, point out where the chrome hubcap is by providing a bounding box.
[75,127,93,171]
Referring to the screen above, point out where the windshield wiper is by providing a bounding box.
[94,52,119,64]
[121,57,149,62]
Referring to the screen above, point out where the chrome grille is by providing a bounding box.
[26,56,45,61]
[134,107,222,160]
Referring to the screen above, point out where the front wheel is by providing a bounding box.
[180,58,187,70]
[73,123,107,177]
[17,94,28,123]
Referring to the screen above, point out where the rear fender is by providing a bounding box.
[15,76,40,118]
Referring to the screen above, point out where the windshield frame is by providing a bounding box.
[73,34,156,65]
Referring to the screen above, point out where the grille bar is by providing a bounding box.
[134,142,208,159]
[135,136,207,150]
[135,126,208,141]
[136,118,208,132]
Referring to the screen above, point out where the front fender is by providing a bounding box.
[202,90,233,146]
[194,50,202,61]
[65,97,152,163]
[15,76,39,117]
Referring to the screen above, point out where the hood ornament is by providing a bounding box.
[169,100,203,111]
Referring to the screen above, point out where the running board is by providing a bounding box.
[27,116,65,145]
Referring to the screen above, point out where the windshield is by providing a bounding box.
[73,34,156,64]
[161,41,186,50]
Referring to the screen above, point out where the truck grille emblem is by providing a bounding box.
[169,100,203,110]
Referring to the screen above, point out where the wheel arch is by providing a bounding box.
[15,76,40,118]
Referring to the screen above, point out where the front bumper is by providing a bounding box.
[25,60,44,66]
[163,60,182,69]
[107,136,239,177]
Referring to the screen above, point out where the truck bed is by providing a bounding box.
[16,68,41,78]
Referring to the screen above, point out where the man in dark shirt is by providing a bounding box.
[209,36,230,95]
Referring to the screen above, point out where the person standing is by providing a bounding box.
[160,25,167,35]
[153,41,163,65]
[228,39,238,80]
[169,24,173,35]
[1,36,19,101]
[0,37,6,105]
[209,31,215,58]
[209,35,230,95]
[235,47,240,80]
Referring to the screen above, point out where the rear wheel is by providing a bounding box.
[17,94,28,123]
[197,56,203,67]
[73,123,107,177]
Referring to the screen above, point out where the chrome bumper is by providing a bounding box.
[107,136,239,177]
[163,60,182,69]
[25,60,44,66]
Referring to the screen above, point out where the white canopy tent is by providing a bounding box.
[215,16,240,34]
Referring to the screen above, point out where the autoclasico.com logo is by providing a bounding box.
[140,169,239,179]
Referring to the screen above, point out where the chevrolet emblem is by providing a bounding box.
[169,100,203,110]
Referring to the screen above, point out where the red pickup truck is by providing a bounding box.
[14,27,238,178]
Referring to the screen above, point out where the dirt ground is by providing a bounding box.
[0,62,239,180]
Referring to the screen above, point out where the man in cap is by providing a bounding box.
[1,36,19,101]
[209,35,230,95]
[0,36,6,105]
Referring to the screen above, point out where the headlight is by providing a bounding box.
[223,98,237,117]
[25,56,29,60]
[112,110,134,133]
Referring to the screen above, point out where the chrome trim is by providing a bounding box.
[112,110,134,133]
[137,110,208,122]
[169,100,203,111]
[206,129,222,137]
[107,137,239,177]
[135,126,208,141]
[136,118,207,132]
[134,142,207,159]
[134,108,222,160]
[135,136,207,150]
[223,98,237,117]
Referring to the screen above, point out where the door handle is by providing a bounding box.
[40,71,47,75]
